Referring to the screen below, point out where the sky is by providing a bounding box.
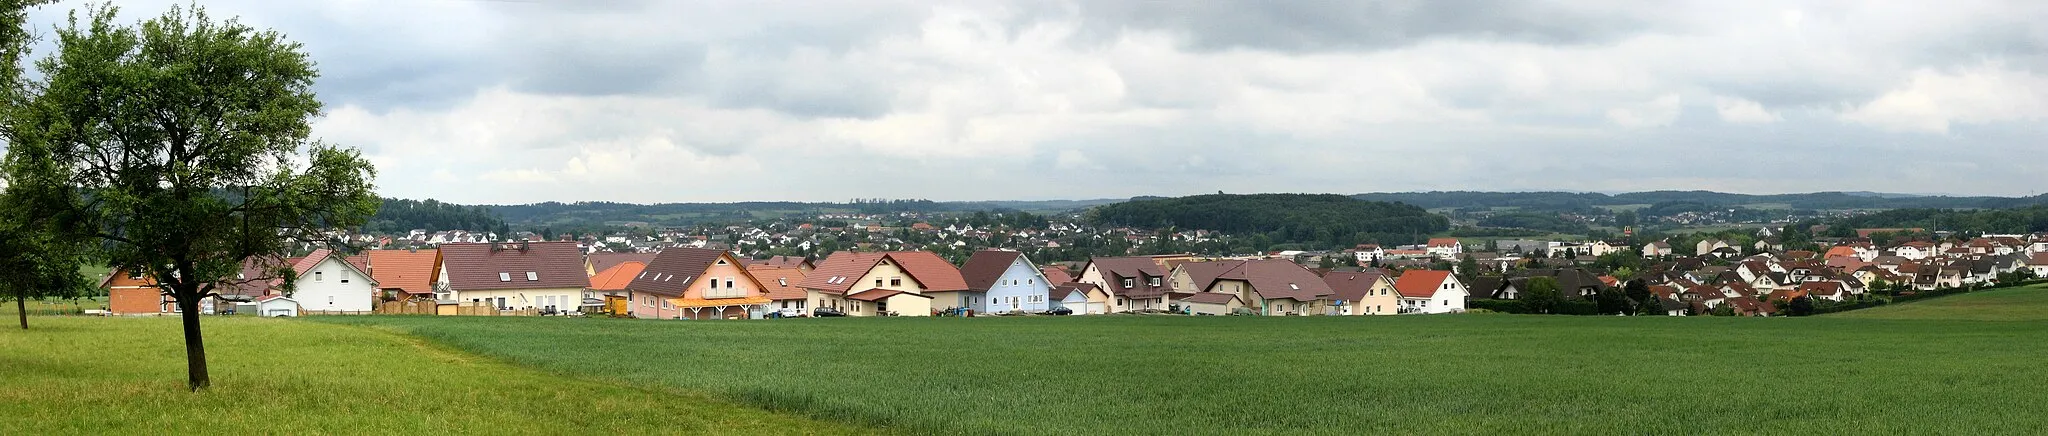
[22,0,2048,204]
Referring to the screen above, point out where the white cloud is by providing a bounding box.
[1606,94,1683,128]
[1716,97,1783,123]
[1838,61,2048,133]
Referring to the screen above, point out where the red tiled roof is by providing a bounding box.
[1428,238,1460,248]
[960,250,1027,292]
[847,288,931,301]
[365,249,441,295]
[1823,246,1859,259]
[748,265,809,301]
[743,255,812,270]
[588,261,646,291]
[1041,267,1074,285]
[439,242,590,291]
[885,251,969,292]
[1797,281,1844,296]
[1393,270,1453,298]
[797,252,888,294]
[589,252,658,276]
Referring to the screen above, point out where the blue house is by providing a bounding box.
[961,250,1052,314]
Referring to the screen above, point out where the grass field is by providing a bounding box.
[0,313,876,435]
[319,305,2048,435]
[1832,286,2048,321]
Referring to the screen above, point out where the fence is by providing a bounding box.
[377,300,439,315]
[451,304,538,317]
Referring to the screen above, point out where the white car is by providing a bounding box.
[776,308,808,318]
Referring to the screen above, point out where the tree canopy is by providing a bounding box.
[1084,194,1449,249]
[4,4,377,390]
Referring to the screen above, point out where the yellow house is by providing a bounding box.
[623,248,773,320]
[797,251,965,317]
[438,242,589,313]
[1323,271,1399,315]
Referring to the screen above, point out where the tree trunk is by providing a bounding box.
[176,294,210,391]
[16,296,26,330]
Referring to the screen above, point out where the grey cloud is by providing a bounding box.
[1054,0,1658,52]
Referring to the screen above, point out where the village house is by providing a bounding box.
[1353,244,1386,263]
[624,248,772,320]
[1392,270,1468,314]
[1644,241,1674,257]
[587,260,644,311]
[585,252,658,277]
[960,250,1051,314]
[1188,259,1335,316]
[438,241,590,313]
[797,251,962,317]
[1323,270,1398,315]
[363,249,442,302]
[747,264,811,316]
[1049,283,1108,314]
[284,249,380,313]
[1178,292,1246,315]
[1078,256,1176,312]
[1426,238,1463,258]
[1697,239,1732,256]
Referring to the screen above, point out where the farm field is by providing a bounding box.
[322,303,2048,435]
[1831,285,2048,321]
[0,313,877,435]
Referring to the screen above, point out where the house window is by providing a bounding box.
[891,278,902,287]
[710,279,720,289]
[1121,278,1135,289]
[1149,277,1161,287]
[315,272,324,282]
[726,279,734,289]
[875,279,884,288]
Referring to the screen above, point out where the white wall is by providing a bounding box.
[451,287,584,311]
[293,258,376,312]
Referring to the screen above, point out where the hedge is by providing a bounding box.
[1467,299,1527,314]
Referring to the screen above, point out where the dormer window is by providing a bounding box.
[498,272,511,282]
[1148,277,1161,287]
[525,272,538,281]
[1121,278,1135,289]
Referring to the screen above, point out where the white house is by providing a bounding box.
[285,249,380,312]
[1392,270,1467,314]
[1050,284,1106,314]
[1697,239,1732,256]
[255,295,300,317]
[1353,245,1386,264]
[1426,238,1463,259]
[1643,241,1674,257]
[961,250,1052,314]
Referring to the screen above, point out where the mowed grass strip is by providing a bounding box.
[1832,284,2048,321]
[323,310,2048,435]
[0,314,880,435]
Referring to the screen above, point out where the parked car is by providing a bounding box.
[776,307,808,318]
[811,307,847,317]
[1047,307,1073,316]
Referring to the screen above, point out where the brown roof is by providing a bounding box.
[1049,283,1099,300]
[1428,238,1460,248]
[797,252,888,294]
[1208,259,1335,302]
[1176,261,1242,294]
[1393,270,1454,298]
[883,251,969,292]
[364,249,441,295]
[1088,256,1173,298]
[628,248,749,298]
[1180,292,1241,305]
[960,250,1027,292]
[1323,271,1391,303]
[588,252,659,276]
[439,242,590,291]
[1797,281,1844,297]
[744,255,813,270]
[748,265,809,301]
[588,261,646,291]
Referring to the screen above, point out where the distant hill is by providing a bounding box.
[1351,190,2048,211]
[1083,193,1449,248]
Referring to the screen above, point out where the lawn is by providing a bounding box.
[0,313,877,435]
[1832,285,2048,321]
[319,312,2048,435]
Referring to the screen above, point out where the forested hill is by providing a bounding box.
[364,198,507,234]
[1352,191,2048,211]
[1831,206,2048,234]
[1083,194,1450,247]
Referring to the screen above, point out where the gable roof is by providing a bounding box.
[364,249,440,295]
[1041,267,1074,285]
[588,261,646,291]
[1049,283,1100,301]
[1323,271,1391,303]
[1210,259,1334,302]
[1393,270,1454,298]
[1181,292,1243,305]
[1088,256,1174,298]
[439,242,590,291]
[1427,238,1459,248]
[960,250,1029,292]
[885,251,969,292]
[797,252,889,294]
[748,265,809,301]
[1177,261,1243,294]
[588,252,659,276]
[628,248,746,298]
[744,255,813,270]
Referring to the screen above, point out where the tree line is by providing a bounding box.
[1084,194,1450,250]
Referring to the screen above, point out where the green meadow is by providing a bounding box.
[8,285,2046,434]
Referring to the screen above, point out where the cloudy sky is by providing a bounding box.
[25,0,2048,204]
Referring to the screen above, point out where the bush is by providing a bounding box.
[1467,299,1528,314]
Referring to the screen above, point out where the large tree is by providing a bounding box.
[0,0,93,330]
[1519,276,1562,314]
[5,4,377,390]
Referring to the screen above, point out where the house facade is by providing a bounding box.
[796,251,963,317]
[625,248,772,320]
[438,241,590,313]
[961,250,1051,314]
[1078,256,1175,312]
[286,249,380,313]
[1393,270,1468,314]
[1323,271,1398,315]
